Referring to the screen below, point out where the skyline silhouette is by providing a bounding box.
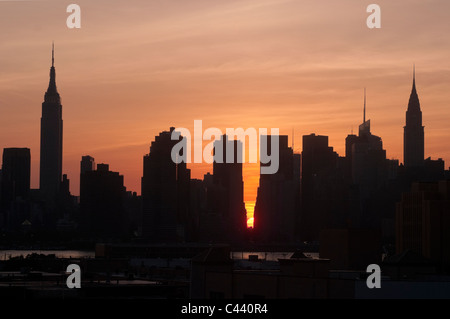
[1,47,448,235]
[1,46,450,228]
[1,2,450,220]
[1,2,450,302]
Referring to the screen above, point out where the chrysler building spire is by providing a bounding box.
[403,66,424,167]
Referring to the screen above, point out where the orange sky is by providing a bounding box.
[1,0,450,223]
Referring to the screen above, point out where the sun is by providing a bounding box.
[247,217,254,228]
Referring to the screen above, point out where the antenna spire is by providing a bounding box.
[52,42,54,67]
[363,88,366,123]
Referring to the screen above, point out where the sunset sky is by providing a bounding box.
[1,0,450,223]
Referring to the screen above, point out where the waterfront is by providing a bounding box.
[0,250,95,260]
[0,249,319,261]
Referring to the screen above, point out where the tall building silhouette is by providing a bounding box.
[0,148,31,229]
[212,135,247,243]
[343,90,400,236]
[40,44,63,201]
[1,148,31,203]
[346,90,387,200]
[300,134,339,240]
[80,155,95,175]
[141,128,191,242]
[404,67,424,168]
[80,162,127,238]
[254,135,299,243]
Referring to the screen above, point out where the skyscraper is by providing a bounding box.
[344,91,394,231]
[404,67,424,168]
[80,162,127,238]
[141,128,191,242]
[254,135,299,243]
[0,148,31,229]
[212,135,247,243]
[346,90,387,199]
[40,44,63,201]
[1,148,31,203]
[80,155,95,175]
[300,134,341,241]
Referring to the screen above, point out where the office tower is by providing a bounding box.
[194,173,221,242]
[254,135,299,243]
[344,91,395,231]
[212,135,247,243]
[300,134,341,241]
[80,155,95,175]
[40,44,63,201]
[0,148,31,229]
[141,128,191,242]
[347,91,387,198]
[80,162,126,238]
[1,148,31,202]
[404,68,424,168]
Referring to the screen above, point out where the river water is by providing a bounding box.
[0,250,95,260]
[0,250,319,261]
[231,251,319,261]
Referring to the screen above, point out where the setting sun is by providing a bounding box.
[245,202,255,228]
[247,217,254,229]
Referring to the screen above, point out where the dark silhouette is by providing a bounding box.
[300,133,345,241]
[210,135,247,243]
[0,148,31,230]
[141,128,191,242]
[0,49,449,290]
[40,44,63,204]
[80,162,127,239]
[396,180,450,272]
[404,66,424,168]
[254,135,300,243]
[1,48,450,300]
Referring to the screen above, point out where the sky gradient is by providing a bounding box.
[1,0,450,223]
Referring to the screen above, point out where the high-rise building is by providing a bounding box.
[346,91,387,200]
[254,135,299,243]
[300,134,340,240]
[344,91,398,233]
[80,155,95,175]
[212,135,247,243]
[141,128,191,242]
[404,68,424,168]
[1,148,31,203]
[40,44,63,200]
[0,148,31,229]
[80,161,127,238]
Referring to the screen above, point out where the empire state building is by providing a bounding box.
[40,44,63,200]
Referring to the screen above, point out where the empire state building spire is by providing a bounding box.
[40,44,63,200]
[403,66,424,168]
[45,42,60,104]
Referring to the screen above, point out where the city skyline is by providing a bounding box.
[1,0,450,225]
